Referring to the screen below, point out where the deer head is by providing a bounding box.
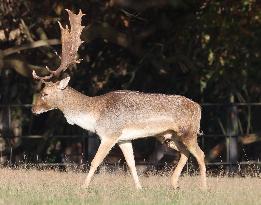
[32,77,71,114]
[32,10,85,114]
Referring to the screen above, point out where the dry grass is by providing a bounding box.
[0,167,260,205]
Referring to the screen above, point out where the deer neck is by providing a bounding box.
[56,87,100,133]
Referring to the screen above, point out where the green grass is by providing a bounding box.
[0,168,260,205]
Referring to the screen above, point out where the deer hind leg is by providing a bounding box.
[187,141,207,190]
[118,141,142,189]
[82,138,117,189]
[155,131,189,188]
[170,144,189,189]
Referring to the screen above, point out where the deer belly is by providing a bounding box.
[119,127,168,141]
[118,119,179,141]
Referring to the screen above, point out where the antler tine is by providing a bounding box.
[53,9,85,77]
[32,70,53,82]
[32,9,85,82]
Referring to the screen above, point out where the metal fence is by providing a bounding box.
[0,103,260,171]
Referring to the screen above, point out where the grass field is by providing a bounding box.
[0,168,260,205]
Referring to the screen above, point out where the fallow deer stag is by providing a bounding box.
[32,9,207,190]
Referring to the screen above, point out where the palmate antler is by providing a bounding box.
[32,9,85,81]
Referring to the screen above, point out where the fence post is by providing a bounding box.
[226,100,239,173]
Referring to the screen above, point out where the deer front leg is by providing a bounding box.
[118,141,142,189]
[82,138,117,189]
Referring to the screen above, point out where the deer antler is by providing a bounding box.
[32,9,85,81]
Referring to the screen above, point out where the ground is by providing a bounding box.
[0,168,260,205]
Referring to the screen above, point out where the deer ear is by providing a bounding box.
[57,77,70,90]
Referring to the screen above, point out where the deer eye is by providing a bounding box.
[41,92,48,98]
